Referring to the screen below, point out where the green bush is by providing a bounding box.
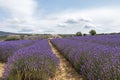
[76,32,82,36]
[89,30,96,35]
[83,34,87,36]
[5,36,20,41]
[20,35,24,40]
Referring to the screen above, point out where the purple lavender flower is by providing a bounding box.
[51,35,120,80]
[0,40,36,62]
[3,40,59,80]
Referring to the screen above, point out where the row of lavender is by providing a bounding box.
[71,35,120,47]
[0,40,37,62]
[2,40,59,80]
[51,38,120,80]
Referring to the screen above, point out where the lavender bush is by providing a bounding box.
[71,35,120,47]
[0,40,36,62]
[51,37,120,80]
[3,40,59,80]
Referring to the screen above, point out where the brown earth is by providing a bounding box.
[0,63,4,78]
[49,40,83,80]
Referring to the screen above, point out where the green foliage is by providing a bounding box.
[76,32,82,36]
[5,36,20,41]
[0,36,7,41]
[44,34,50,39]
[83,34,87,36]
[20,35,24,40]
[89,30,96,35]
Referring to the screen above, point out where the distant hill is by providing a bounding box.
[0,31,15,36]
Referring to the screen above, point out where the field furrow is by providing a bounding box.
[49,40,83,80]
[0,63,4,78]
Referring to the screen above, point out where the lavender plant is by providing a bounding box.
[71,35,120,47]
[51,37,120,80]
[3,40,59,80]
[0,40,35,62]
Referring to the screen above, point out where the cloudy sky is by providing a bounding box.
[0,0,120,34]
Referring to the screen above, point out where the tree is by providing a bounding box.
[76,32,82,36]
[89,30,96,35]
[83,33,87,36]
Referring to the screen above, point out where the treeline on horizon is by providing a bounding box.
[0,29,120,41]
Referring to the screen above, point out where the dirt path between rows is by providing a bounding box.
[49,40,83,80]
[0,63,4,78]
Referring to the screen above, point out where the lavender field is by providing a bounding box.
[0,40,59,80]
[51,34,120,80]
[0,34,120,80]
[0,0,120,80]
[0,40,36,62]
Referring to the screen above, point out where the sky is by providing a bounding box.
[0,0,120,34]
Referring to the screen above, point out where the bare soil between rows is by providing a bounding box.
[49,40,83,80]
[0,63,4,78]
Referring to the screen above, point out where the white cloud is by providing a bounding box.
[40,7,120,34]
[0,1,120,34]
[0,0,36,18]
[0,0,38,33]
